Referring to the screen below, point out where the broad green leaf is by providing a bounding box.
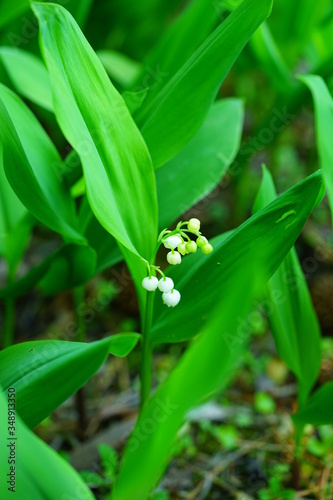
[3,213,34,280]
[107,333,140,357]
[250,22,294,94]
[0,334,140,429]
[66,98,243,284]
[0,142,27,238]
[67,0,94,28]
[136,0,273,167]
[0,0,30,29]
[0,47,53,111]
[0,84,83,243]
[151,171,325,344]
[33,2,158,260]
[293,0,331,45]
[293,381,333,426]
[114,172,324,500]
[0,142,30,273]
[253,166,321,406]
[0,244,96,300]
[39,244,96,295]
[132,0,223,104]
[0,388,94,500]
[114,274,253,500]
[157,98,244,228]
[85,215,123,274]
[76,196,123,273]
[299,74,333,231]
[268,0,329,51]
[122,88,148,115]
[0,0,94,30]
[97,50,141,88]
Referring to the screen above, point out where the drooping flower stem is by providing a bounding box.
[140,289,154,409]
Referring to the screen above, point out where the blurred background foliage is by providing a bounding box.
[0,0,333,497]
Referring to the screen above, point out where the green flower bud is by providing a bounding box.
[178,243,188,256]
[185,241,197,253]
[188,218,201,233]
[201,243,213,255]
[196,236,208,248]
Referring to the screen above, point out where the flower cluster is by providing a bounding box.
[142,275,180,307]
[142,218,213,307]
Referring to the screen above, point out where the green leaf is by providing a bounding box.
[33,2,158,260]
[0,0,30,29]
[0,47,53,111]
[132,0,223,101]
[99,443,118,481]
[293,0,331,45]
[0,142,30,273]
[253,166,321,405]
[299,74,333,231]
[293,381,333,426]
[0,334,140,429]
[0,244,96,300]
[4,213,34,279]
[114,273,255,500]
[0,84,83,243]
[106,333,140,357]
[136,0,273,167]
[114,174,324,500]
[39,244,97,295]
[122,88,148,115]
[97,50,141,88]
[79,98,244,273]
[250,22,294,94]
[157,98,244,229]
[151,171,324,345]
[0,388,94,499]
[84,214,123,274]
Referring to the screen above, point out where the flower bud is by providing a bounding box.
[142,276,158,291]
[163,235,182,250]
[178,243,188,256]
[162,289,181,307]
[196,236,208,248]
[185,240,197,253]
[158,277,174,293]
[167,251,181,265]
[188,218,200,233]
[201,243,213,255]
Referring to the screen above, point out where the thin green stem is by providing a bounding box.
[140,290,154,409]
[73,285,86,343]
[3,296,15,349]
[73,285,87,438]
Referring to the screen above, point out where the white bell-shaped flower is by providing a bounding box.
[142,276,159,291]
[162,289,181,307]
[167,251,181,265]
[163,235,182,250]
[158,277,174,293]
